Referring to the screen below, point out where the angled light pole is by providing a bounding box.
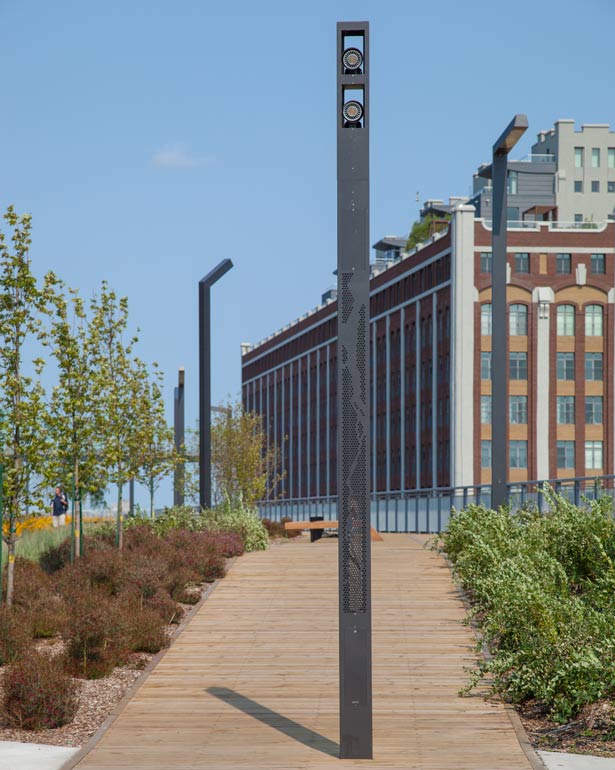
[199,260,233,510]
[174,367,185,507]
[491,114,528,511]
[336,21,372,759]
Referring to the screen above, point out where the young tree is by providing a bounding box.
[211,401,284,508]
[46,284,106,557]
[134,364,175,517]
[0,207,54,605]
[88,282,140,549]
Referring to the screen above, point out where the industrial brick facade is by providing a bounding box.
[241,207,615,499]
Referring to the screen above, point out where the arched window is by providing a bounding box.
[557,304,575,336]
[509,304,528,335]
[481,303,492,335]
[585,304,603,336]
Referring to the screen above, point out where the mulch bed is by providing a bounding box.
[518,699,615,758]
[0,596,196,748]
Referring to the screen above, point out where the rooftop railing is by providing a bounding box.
[516,153,557,163]
[257,474,615,534]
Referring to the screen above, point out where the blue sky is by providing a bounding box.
[1,0,613,506]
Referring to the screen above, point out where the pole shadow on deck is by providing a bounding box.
[206,688,340,757]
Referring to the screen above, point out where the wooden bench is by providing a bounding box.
[283,519,384,542]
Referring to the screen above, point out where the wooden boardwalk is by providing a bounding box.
[72,534,534,770]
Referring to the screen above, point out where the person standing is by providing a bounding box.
[52,486,69,527]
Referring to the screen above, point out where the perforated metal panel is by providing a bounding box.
[339,289,369,614]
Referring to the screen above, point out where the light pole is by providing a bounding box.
[199,260,233,510]
[336,21,372,760]
[491,114,528,511]
[174,367,185,507]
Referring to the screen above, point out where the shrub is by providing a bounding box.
[125,603,170,654]
[439,491,615,721]
[7,558,67,638]
[0,607,31,665]
[147,589,183,624]
[262,517,301,539]
[3,652,78,730]
[165,530,226,582]
[39,537,73,574]
[63,590,132,678]
[199,501,268,552]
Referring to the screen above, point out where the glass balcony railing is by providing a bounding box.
[516,153,557,163]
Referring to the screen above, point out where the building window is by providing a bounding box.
[557,352,575,380]
[556,396,575,424]
[507,170,518,195]
[557,440,575,469]
[481,352,492,380]
[586,352,603,381]
[585,304,603,336]
[480,252,492,273]
[480,395,492,424]
[481,440,492,469]
[510,352,528,380]
[609,148,615,169]
[574,180,583,193]
[586,396,603,424]
[556,253,571,273]
[592,148,600,168]
[574,214,583,223]
[591,180,600,193]
[556,304,575,335]
[585,441,603,470]
[481,304,492,335]
[608,181,615,193]
[575,147,584,168]
[510,440,528,469]
[591,253,606,273]
[515,253,529,273]
[510,395,528,424]
[509,304,528,335]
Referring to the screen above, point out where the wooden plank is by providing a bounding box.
[73,534,533,770]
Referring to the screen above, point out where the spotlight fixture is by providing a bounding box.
[343,99,363,124]
[342,47,363,73]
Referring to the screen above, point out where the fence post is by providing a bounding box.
[462,486,468,509]
[437,493,442,533]
[537,483,544,514]
[574,480,581,507]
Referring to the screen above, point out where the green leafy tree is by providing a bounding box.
[46,284,106,556]
[211,401,284,508]
[0,207,54,605]
[183,404,284,509]
[88,282,140,549]
[406,213,450,251]
[134,365,175,518]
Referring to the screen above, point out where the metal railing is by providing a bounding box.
[516,154,557,164]
[256,475,615,534]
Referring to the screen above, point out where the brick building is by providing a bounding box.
[241,206,615,500]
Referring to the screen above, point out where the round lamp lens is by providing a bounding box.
[343,100,363,123]
[343,48,363,71]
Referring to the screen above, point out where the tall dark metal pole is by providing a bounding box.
[491,115,528,510]
[199,260,233,511]
[174,368,185,507]
[336,21,372,760]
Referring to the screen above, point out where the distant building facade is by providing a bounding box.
[242,206,615,499]
[467,120,615,226]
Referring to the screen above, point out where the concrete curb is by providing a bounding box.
[57,556,237,770]
[428,538,548,770]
